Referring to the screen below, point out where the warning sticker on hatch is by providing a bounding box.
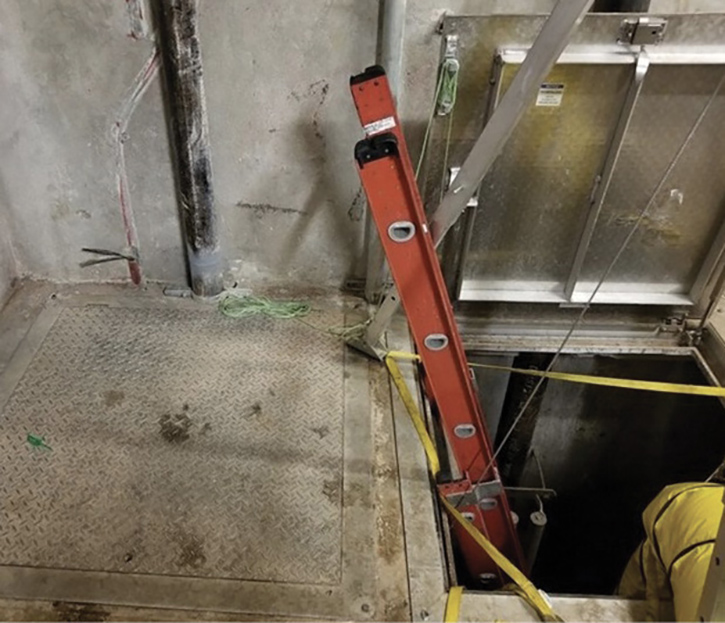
[363,116,396,136]
[536,83,565,107]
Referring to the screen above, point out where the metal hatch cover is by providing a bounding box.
[0,290,389,619]
[433,14,725,311]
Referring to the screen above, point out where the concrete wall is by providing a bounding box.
[0,0,378,289]
[0,216,16,307]
[0,0,722,290]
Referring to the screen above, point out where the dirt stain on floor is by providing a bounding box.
[102,389,125,408]
[311,425,329,439]
[52,602,110,622]
[322,478,340,504]
[159,411,192,443]
[175,531,207,569]
[376,507,404,566]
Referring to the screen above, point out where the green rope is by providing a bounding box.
[293,316,370,342]
[218,291,370,341]
[438,57,459,114]
[415,63,446,180]
[219,293,311,319]
[327,321,370,341]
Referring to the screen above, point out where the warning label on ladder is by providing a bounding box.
[363,116,397,136]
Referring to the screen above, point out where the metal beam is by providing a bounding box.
[564,50,650,300]
[495,353,552,486]
[354,0,594,357]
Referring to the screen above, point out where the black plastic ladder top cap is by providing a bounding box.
[350,65,387,86]
[354,132,399,167]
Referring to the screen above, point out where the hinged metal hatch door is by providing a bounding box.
[432,13,725,314]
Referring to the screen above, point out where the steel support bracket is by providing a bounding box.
[449,167,479,208]
[440,478,504,509]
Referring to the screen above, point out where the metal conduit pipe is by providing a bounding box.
[379,0,406,105]
[364,0,407,303]
[156,0,223,297]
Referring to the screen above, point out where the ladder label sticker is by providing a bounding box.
[536,83,565,107]
[364,116,396,136]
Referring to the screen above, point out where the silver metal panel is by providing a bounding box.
[441,14,725,307]
[429,0,595,245]
[0,285,409,620]
[462,62,631,288]
[577,64,725,296]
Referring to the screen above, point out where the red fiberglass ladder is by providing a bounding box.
[350,66,525,582]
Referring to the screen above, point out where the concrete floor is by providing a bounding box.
[0,280,649,622]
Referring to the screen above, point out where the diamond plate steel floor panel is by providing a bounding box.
[1,304,344,585]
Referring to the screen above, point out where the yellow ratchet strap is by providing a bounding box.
[385,354,439,476]
[444,586,464,622]
[468,361,725,397]
[441,496,562,622]
[387,350,725,397]
[384,352,563,623]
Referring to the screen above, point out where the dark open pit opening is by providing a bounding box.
[466,353,725,595]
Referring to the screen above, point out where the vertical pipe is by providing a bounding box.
[495,353,552,485]
[364,0,407,303]
[525,510,548,571]
[379,0,406,106]
[156,0,223,297]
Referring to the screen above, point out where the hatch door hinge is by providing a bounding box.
[618,16,668,46]
[660,314,705,345]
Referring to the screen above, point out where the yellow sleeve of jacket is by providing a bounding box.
[619,482,723,622]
